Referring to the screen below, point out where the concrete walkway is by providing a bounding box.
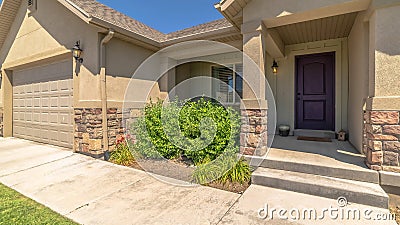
[0,138,397,225]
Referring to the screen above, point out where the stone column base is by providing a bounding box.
[240,109,268,157]
[74,108,128,157]
[364,110,400,172]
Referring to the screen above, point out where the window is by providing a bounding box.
[212,64,243,104]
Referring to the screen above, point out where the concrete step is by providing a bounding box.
[293,129,336,139]
[246,156,380,184]
[252,167,389,209]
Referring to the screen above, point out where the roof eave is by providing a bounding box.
[58,0,91,23]
[0,0,23,55]
[89,17,162,50]
[214,2,242,30]
[161,26,240,47]
[59,0,161,50]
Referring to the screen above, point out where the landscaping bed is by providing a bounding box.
[0,183,77,225]
[109,98,252,194]
[389,194,400,225]
[206,180,250,194]
[110,144,252,193]
[114,157,252,194]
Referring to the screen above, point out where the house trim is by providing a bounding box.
[2,47,71,70]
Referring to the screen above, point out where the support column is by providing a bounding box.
[240,21,269,157]
[2,69,12,137]
[364,5,400,172]
[159,56,177,98]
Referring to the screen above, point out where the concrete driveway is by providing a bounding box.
[0,138,397,225]
[0,138,240,225]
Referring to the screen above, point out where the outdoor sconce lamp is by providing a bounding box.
[272,60,279,74]
[73,41,83,63]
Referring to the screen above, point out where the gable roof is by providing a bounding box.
[67,0,235,43]
[68,0,166,42]
[0,0,238,52]
[166,18,233,41]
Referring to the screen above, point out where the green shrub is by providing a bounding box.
[131,98,241,164]
[132,100,182,159]
[179,98,240,164]
[110,143,135,166]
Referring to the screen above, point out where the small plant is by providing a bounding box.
[219,158,252,184]
[192,153,251,185]
[110,142,135,166]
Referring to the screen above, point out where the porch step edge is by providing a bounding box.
[245,156,380,184]
[252,167,389,209]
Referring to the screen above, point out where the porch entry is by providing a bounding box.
[295,52,335,131]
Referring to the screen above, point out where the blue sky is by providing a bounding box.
[98,0,223,33]
[0,0,222,33]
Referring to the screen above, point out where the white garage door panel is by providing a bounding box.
[13,60,73,148]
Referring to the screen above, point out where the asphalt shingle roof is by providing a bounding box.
[166,18,233,40]
[69,0,233,43]
[69,0,165,42]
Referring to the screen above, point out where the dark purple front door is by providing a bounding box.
[296,52,335,131]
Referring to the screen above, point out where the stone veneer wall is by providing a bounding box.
[74,107,271,158]
[364,110,400,172]
[240,109,268,156]
[74,108,134,157]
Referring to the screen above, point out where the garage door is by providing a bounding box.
[13,59,73,148]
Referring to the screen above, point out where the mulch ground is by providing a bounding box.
[115,158,250,194]
[207,181,250,194]
[389,194,400,225]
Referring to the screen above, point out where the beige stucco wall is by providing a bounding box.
[105,38,154,78]
[0,0,103,109]
[243,0,361,23]
[363,2,400,111]
[105,37,160,107]
[175,62,214,100]
[0,0,167,111]
[369,4,400,98]
[266,38,349,134]
[348,12,369,152]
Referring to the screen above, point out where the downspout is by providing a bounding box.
[100,29,114,154]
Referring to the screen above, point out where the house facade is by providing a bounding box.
[0,0,399,172]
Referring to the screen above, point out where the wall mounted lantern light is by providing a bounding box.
[272,60,279,74]
[73,41,83,63]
